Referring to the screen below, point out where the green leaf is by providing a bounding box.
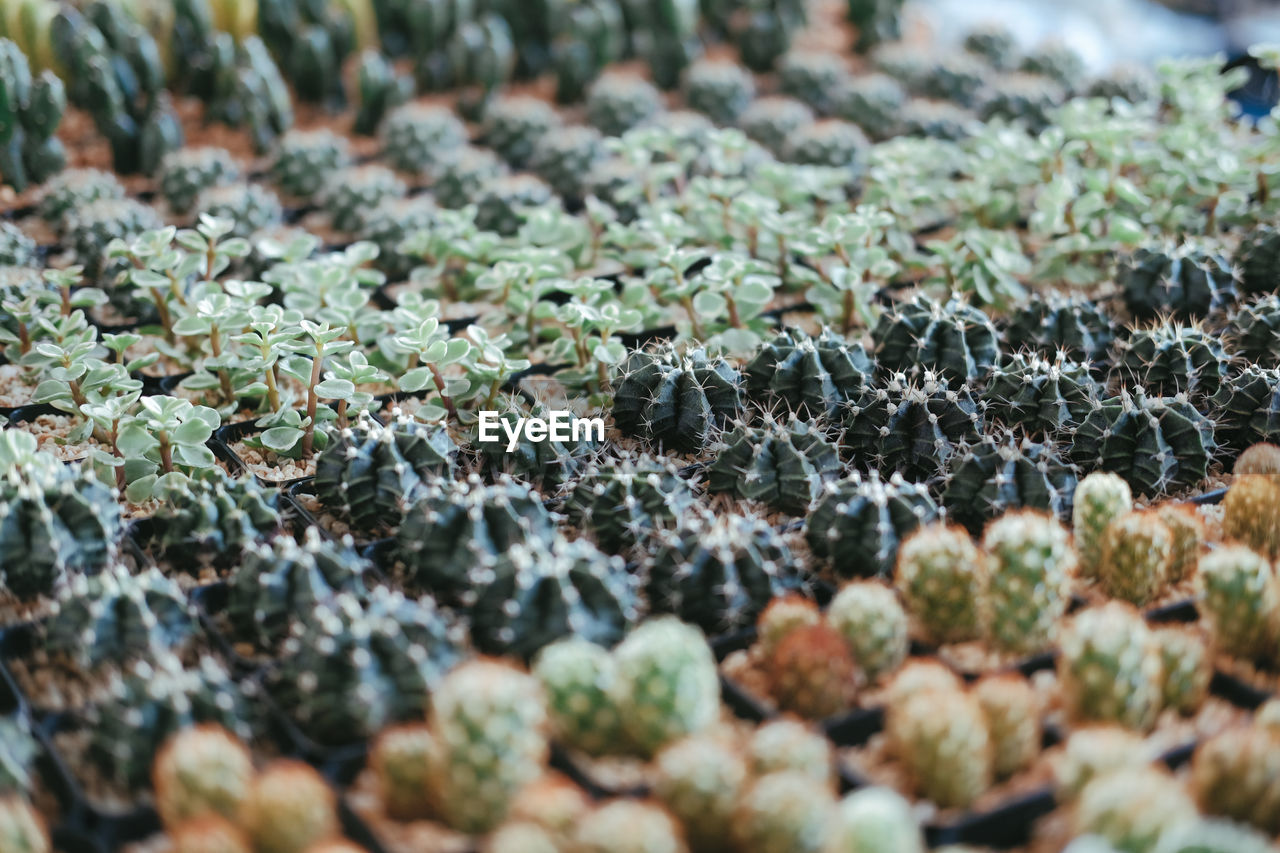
[315,378,354,398]
[259,426,303,452]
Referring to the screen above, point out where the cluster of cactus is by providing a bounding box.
[0,37,65,191]
[743,327,873,418]
[708,416,841,514]
[940,431,1078,533]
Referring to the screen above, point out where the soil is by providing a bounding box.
[11,413,97,461]
[227,440,317,482]
[0,364,38,408]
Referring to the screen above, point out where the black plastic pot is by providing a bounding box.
[214,419,314,490]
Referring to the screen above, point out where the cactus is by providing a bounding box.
[1119,244,1238,321]
[64,196,163,281]
[784,119,869,170]
[0,796,48,853]
[1018,40,1086,89]
[226,531,373,651]
[1191,724,1280,835]
[683,58,755,125]
[529,124,605,205]
[565,456,696,554]
[1227,295,1280,368]
[1152,820,1275,853]
[840,371,984,482]
[432,145,509,210]
[1052,727,1153,801]
[1072,389,1217,496]
[980,510,1076,654]
[1113,323,1228,399]
[895,523,984,644]
[1098,511,1174,606]
[1072,472,1133,580]
[1221,474,1280,560]
[738,96,815,156]
[269,129,352,201]
[575,800,689,853]
[159,147,240,215]
[979,73,1065,130]
[708,417,841,515]
[1004,293,1117,364]
[352,50,412,136]
[319,164,407,234]
[778,51,852,116]
[195,181,284,239]
[755,594,822,660]
[832,73,906,141]
[426,658,549,834]
[1059,603,1164,731]
[586,72,663,136]
[916,52,990,107]
[1235,223,1280,295]
[1197,545,1278,660]
[963,23,1018,68]
[1234,442,1280,475]
[872,295,999,386]
[0,715,36,796]
[826,581,909,682]
[887,681,993,808]
[240,761,339,853]
[152,724,254,829]
[473,173,556,237]
[314,413,455,533]
[472,534,638,659]
[768,621,859,719]
[489,822,559,853]
[732,771,836,853]
[355,195,439,282]
[169,816,251,853]
[145,469,280,564]
[533,637,628,756]
[0,223,35,269]
[1156,504,1204,583]
[613,617,720,756]
[982,352,1101,438]
[612,344,743,454]
[475,404,599,490]
[1153,626,1211,715]
[825,787,924,853]
[44,564,198,669]
[747,718,833,782]
[653,734,748,852]
[806,471,940,579]
[505,773,592,844]
[942,432,1079,533]
[1075,767,1197,853]
[899,100,976,140]
[369,723,435,821]
[379,102,467,174]
[743,327,873,419]
[395,475,555,596]
[1210,364,1280,451]
[482,95,562,170]
[973,674,1041,779]
[0,38,65,192]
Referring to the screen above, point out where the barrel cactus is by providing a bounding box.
[532,637,628,757]
[564,456,696,554]
[1058,602,1164,731]
[1196,545,1278,661]
[1153,626,1211,716]
[743,327,873,418]
[731,771,836,853]
[612,617,720,756]
[887,680,993,808]
[980,510,1076,654]
[1119,243,1237,321]
[895,523,984,645]
[806,471,940,579]
[941,431,1079,534]
[612,344,743,454]
[152,724,254,829]
[1098,511,1174,606]
[826,581,909,682]
[1003,293,1117,364]
[1210,364,1280,452]
[973,674,1041,779]
[1236,223,1280,295]
[1221,473,1280,559]
[982,352,1101,438]
[1190,724,1280,835]
[708,417,841,515]
[653,734,749,852]
[1112,322,1229,399]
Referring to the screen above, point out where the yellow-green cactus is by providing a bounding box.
[1098,511,1173,606]
[980,510,1076,654]
[895,523,984,645]
[1073,472,1133,580]
[1058,603,1164,732]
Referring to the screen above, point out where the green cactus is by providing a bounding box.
[973,674,1041,779]
[574,799,689,853]
[586,72,663,136]
[963,23,1018,69]
[1052,727,1153,801]
[832,73,906,141]
[1197,544,1278,660]
[0,795,48,853]
[240,760,339,853]
[755,594,822,660]
[352,49,412,136]
[778,51,851,116]
[1191,724,1280,835]
[1152,626,1211,716]
[708,417,841,515]
[612,344,743,454]
[64,195,163,281]
[983,352,1101,438]
[533,637,628,756]
[473,173,556,236]
[1059,603,1164,731]
[872,295,1000,386]
[732,770,836,853]
[426,658,549,834]
[784,119,868,170]
[369,723,436,821]
[432,145,509,210]
[565,456,695,554]
[895,523,984,645]
[0,223,35,269]
[482,94,562,170]
[825,787,924,853]
[738,96,815,156]
[747,718,833,782]
[1227,295,1280,368]
[269,128,352,201]
[1072,472,1133,580]
[916,51,989,107]
[1119,244,1238,322]
[768,621,859,720]
[1221,473,1280,560]
[159,146,240,215]
[826,581,909,682]
[653,734,748,853]
[144,469,279,565]
[1211,365,1280,453]
[195,181,283,239]
[0,38,65,192]
[1235,223,1280,296]
[152,724,255,829]
[899,99,976,140]
[1004,293,1117,364]
[357,195,439,281]
[887,681,993,808]
[942,432,1079,534]
[806,471,940,579]
[1098,511,1174,606]
[1018,40,1086,89]
[1075,767,1197,853]
[319,164,407,233]
[504,773,591,845]
[683,57,755,125]
[1114,323,1228,399]
[613,617,720,756]
[379,102,468,174]
[979,73,1064,130]
[743,327,873,419]
[980,510,1076,654]
[1235,442,1280,475]
[1155,503,1204,584]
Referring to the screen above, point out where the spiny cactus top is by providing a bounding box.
[778,50,853,116]
[738,96,816,156]
[980,510,1076,654]
[379,101,468,173]
[806,470,940,578]
[708,416,842,515]
[682,57,756,125]
[482,94,563,170]
[564,455,696,554]
[941,431,1079,534]
[982,352,1101,438]
[1003,293,1117,365]
[833,73,908,141]
[0,223,35,269]
[269,128,353,201]
[1112,322,1228,399]
[36,168,125,227]
[158,146,240,215]
[1211,363,1280,452]
[743,327,873,418]
[151,723,254,829]
[872,294,999,386]
[585,72,663,137]
[1058,602,1163,731]
[144,468,280,562]
[1119,243,1238,321]
[313,412,455,534]
[1236,223,1280,295]
[612,344,743,454]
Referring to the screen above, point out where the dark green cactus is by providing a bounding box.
[36,168,125,228]
[474,173,557,236]
[564,455,697,554]
[1228,295,1280,367]
[1209,364,1280,452]
[64,196,163,281]
[433,145,510,210]
[941,432,1079,534]
[982,352,1102,438]
[963,23,1018,70]
[1235,224,1280,296]
[1086,65,1156,104]
[743,327,874,418]
[1112,322,1229,399]
[482,94,562,170]
[143,468,280,564]
[353,49,413,136]
[158,146,241,216]
[195,181,284,239]
[1119,244,1238,321]
[380,102,468,174]
[1003,293,1117,364]
[846,0,903,51]
[269,128,352,201]
[0,38,66,192]
[682,57,755,125]
[899,99,976,140]
[447,13,517,117]
[872,295,1000,386]
[978,73,1065,131]
[777,51,852,117]
[806,471,940,578]
[738,96,815,156]
[586,72,663,136]
[832,72,906,141]
[644,512,806,633]
[733,6,797,73]
[1018,40,1085,90]
[529,124,606,205]
[708,417,842,515]
[783,119,869,170]
[320,164,407,233]
[475,405,599,489]
[0,223,35,269]
[357,195,441,281]
[612,344,743,454]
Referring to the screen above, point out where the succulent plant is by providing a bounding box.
[1234,442,1280,475]
[832,73,906,141]
[612,344,742,454]
[1059,603,1164,731]
[379,102,468,174]
[983,353,1101,438]
[1072,389,1217,496]
[269,129,352,201]
[768,621,859,719]
[895,523,984,644]
[872,295,999,386]
[840,371,984,482]
[564,456,695,554]
[806,471,940,578]
[0,796,48,853]
[973,674,1041,779]
[743,327,873,418]
[65,196,163,281]
[1210,364,1280,452]
[474,173,556,236]
[152,724,254,829]
[826,787,924,853]
[887,680,993,808]
[827,581,909,682]
[144,469,280,564]
[916,52,989,107]
[1097,511,1174,606]
[979,73,1064,129]
[1197,544,1278,660]
[1018,40,1086,89]
[226,531,373,650]
[980,510,1076,654]
[586,72,663,136]
[963,23,1019,69]
[899,99,975,140]
[1152,626,1211,716]
[732,771,836,853]
[319,164,407,233]
[613,617,720,756]
[708,417,840,515]
[472,534,638,660]
[1004,293,1117,364]
[159,147,240,215]
[356,195,439,281]
[1225,295,1280,368]
[942,432,1078,533]
[1221,473,1280,559]
[737,96,815,156]
[240,760,340,853]
[1075,767,1197,853]
[0,224,35,269]
[1152,820,1276,853]
[432,145,510,210]
[778,51,852,116]
[504,773,591,844]
[195,182,284,239]
[369,723,435,821]
[755,594,823,660]
[1235,224,1280,296]
[529,125,606,205]
[1113,323,1228,399]
[682,58,755,125]
[653,734,748,852]
[1072,472,1133,580]
[37,168,125,228]
[533,637,628,756]
[748,718,833,782]
[783,119,868,171]
[645,512,804,634]
[1190,724,1280,835]
[1052,727,1153,802]
[1154,503,1204,584]
[575,800,689,853]
[426,658,549,834]
[482,95,562,170]
[1119,244,1238,322]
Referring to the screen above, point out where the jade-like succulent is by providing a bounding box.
[806,471,940,578]
[319,164,407,233]
[973,674,1041,779]
[1153,626,1211,716]
[783,119,869,170]
[152,724,254,829]
[887,681,993,808]
[575,800,690,853]
[895,523,984,644]
[613,617,720,756]
[768,621,859,719]
[778,51,852,116]
[533,637,627,756]
[159,147,240,215]
[529,124,605,205]
[269,129,352,201]
[564,456,696,554]
[1003,293,1117,364]
[432,145,509,210]
[872,295,999,386]
[732,771,836,853]
[473,173,556,236]
[426,658,549,834]
[613,344,743,454]
[195,182,284,239]
[1098,511,1174,606]
[840,371,984,482]
[708,417,841,515]
[683,58,756,125]
[369,723,436,821]
[826,787,924,853]
[743,327,873,418]
[482,95,562,170]
[379,102,468,173]
[1196,544,1278,660]
[942,432,1079,533]
[240,760,339,853]
[1113,322,1228,399]
[1119,244,1238,321]
[737,96,815,156]
[1075,767,1197,853]
[826,581,909,682]
[1221,474,1280,560]
[1072,388,1217,496]
[586,72,663,136]
[748,718,833,782]
[1058,603,1164,731]
[980,510,1076,654]
[1072,472,1133,580]
[1210,364,1280,452]
[653,734,749,852]
[314,412,455,534]
[645,512,804,634]
[1235,223,1280,295]
[982,353,1101,438]
[1190,724,1280,835]
[144,468,280,565]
